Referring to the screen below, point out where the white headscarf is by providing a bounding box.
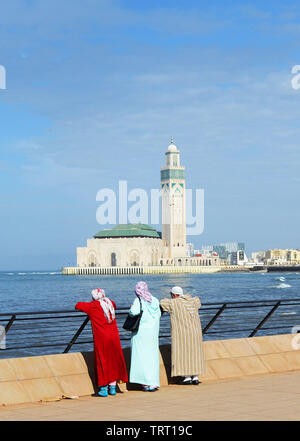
[91,288,115,323]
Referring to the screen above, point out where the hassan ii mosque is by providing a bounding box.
[76,140,220,269]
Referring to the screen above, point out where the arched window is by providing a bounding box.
[130,250,140,266]
[111,253,117,267]
[88,253,97,267]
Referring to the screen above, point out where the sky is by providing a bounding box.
[0,0,300,270]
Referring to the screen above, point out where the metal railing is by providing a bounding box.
[1,298,300,358]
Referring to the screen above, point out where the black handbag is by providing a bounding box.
[123,296,143,331]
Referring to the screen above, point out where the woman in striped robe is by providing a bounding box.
[160,286,205,385]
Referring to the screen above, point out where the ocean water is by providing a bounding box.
[1,270,300,311]
[0,270,300,358]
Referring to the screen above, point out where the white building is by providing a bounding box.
[77,140,220,268]
[251,251,266,264]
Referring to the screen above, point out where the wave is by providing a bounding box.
[275,276,286,282]
[275,283,292,289]
[281,312,296,315]
[15,272,61,275]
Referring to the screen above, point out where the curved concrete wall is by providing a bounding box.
[0,334,299,406]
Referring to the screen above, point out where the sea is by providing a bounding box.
[0,270,300,358]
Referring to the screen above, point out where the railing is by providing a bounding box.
[1,298,300,358]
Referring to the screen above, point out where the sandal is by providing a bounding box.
[148,387,158,392]
[108,385,117,396]
[98,386,108,397]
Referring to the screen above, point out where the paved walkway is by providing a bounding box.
[1,371,300,421]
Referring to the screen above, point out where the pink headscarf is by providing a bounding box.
[91,288,115,323]
[135,281,152,303]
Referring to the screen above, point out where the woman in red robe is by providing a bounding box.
[75,288,128,397]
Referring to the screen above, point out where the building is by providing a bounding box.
[161,139,187,259]
[77,224,164,267]
[251,251,266,264]
[191,249,221,266]
[220,242,245,253]
[186,242,194,257]
[200,242,246,265]
[287,250,300,264]
[264,249,300,265]
[76,140,221,268]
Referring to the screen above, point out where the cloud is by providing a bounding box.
[1,0,300,260]
[16,140,44,151]
[19,156,105,188]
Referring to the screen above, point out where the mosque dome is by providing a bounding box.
[167,138,178,152]
[167,143,178,152]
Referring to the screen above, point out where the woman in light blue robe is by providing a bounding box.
[129,281,161,391]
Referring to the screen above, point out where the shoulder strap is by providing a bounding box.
[138,295,143,311]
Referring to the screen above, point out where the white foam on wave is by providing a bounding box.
[16,272,61,276]
[281,312,296,315]
[275,283,292,289]
[275,276,286,282]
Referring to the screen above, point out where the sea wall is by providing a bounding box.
[61,265,247,276]
[0,334,299,406]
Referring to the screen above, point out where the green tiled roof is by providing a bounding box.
[94,224,162,239]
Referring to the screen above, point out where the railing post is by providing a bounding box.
[5,314,16,333]
[63,316,90,353]
[203,304,227,335]
[249,301,281,337]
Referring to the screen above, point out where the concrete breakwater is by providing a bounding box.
[266,266,300,272]
[61,265,251,276]
[0,333,299,406]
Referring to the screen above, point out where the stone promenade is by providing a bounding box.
[0,371,300,421]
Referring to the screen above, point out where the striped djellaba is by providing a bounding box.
[160,294,205,377]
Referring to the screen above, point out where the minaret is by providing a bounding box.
[161,138,187,258]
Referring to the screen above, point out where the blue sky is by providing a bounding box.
[0,0,300,269]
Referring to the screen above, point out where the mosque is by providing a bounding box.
[76,140,220,268]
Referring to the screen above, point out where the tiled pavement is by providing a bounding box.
[1,371,300,421]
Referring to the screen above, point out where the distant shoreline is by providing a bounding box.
[61,264,300,276]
